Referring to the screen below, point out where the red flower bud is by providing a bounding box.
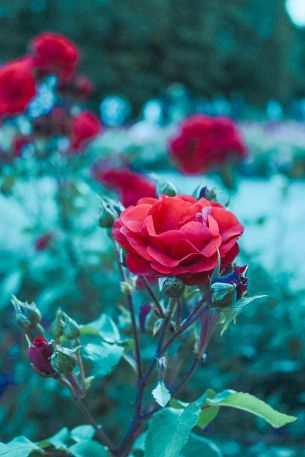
[35,232,55,251]
[28,337,56,376]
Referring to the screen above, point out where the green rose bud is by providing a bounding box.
[50,309,80,340]
[156,178,177,197]
[11,296,41,331]
[211,282,236,307]
[51,345,77,374]
[98,197,119,228]
[162,277,185,298]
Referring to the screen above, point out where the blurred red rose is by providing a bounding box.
[35,232,55,251]
[92,165,156,207]
[113,195,243,285]
[12,135,32,157]
[31,32,79,81]
[70,111,102,151]
[169,115,247,174]
[0,58,36,117]
[28,337,55,376]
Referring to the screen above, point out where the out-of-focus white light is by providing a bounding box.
[286,0,305,26]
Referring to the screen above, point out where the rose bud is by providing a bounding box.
[98,197,120,228]
[51,345,77,375]
[155,177,177,197]
[12,296,41,331]
[51,309,80,341]
[197,186,217,202]
[162,277,185,298]
[28,337,56,376]
[212,264,248,303]
[210,282,236,307]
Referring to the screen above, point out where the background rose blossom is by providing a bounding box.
[169,115,247,174]
[31,32,79,81]
[113,194,243,284]
[0,58,36,117]
[92,165,156,207]
[70,111,102,151]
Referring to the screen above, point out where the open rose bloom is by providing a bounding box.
[169,115,247,174]
[113,195,243,285]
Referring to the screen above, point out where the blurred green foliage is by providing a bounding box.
[0,0,304,110]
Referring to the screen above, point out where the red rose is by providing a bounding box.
[28,337,55,376]
[0,58,36,117]
[113,195,243,285]
[31,32,79,81]
[92,165,156,207]
[169,115,247,174]
[70,111,102,151]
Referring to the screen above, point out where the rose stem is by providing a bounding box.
[114,242,142,380]
[75,338,86,397]
[141,276,166,319]
[116,298,176,457]
[59,376,116,454]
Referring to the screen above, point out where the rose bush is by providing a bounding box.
[169,114,247,174]
[113,194,243,284]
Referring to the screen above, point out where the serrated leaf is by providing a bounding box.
[144,404,200,457]
[69,440,109,457]
[181,433,223,457]
[152,381,171,407]
[0,436,42,456]
[71,425,95,443]
[82,342,123,377]
[206,390,296,428]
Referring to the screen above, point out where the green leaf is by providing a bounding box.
[197,405,220,430]
[0,271,23,309]
[82,342,124,377]
[0,436,42,456]
[218,295,266,335]
[181,433,223,457]
[152,381,171,407]
[206,390,296,428]
[69,440,109,457]
[38,427,69,451]
[144,404,200,457]
[80,314,121,342]
[71,425,95,443]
